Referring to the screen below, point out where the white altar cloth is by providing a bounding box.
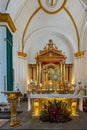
[29,93,81,99]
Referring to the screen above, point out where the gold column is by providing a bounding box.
[63,61,65,82]
[68,65,70,82]
[32,65,33,80]
[33,67,36,80]
[39,62,41,84]
[44,70,47,82]
[60,62,63,83]
[37,63,39,82]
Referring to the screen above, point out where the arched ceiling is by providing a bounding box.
[0,0,87,63]
[0,0,87,19]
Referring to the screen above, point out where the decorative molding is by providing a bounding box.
[22,0,80,56]
[38,0,67,14]
[22,7,41,52]
[18,52,27,57]
[63,7,80,52]
[74,51,84,57]
[36,39,66,63]
[0,13,16,32]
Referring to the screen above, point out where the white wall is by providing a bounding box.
[83,25,87,85]
[0,27,7,102]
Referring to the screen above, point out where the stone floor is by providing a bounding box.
[0,101,87,130]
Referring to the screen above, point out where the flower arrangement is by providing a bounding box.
[40,99,72,123]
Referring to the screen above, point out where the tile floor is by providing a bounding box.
[1,101,87,130]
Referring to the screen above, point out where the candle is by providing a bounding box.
[30,79,33,84]
[40,83,42,88]
[68,83,70,88]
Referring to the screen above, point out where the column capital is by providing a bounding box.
[74,51,84,57]
[39,62,42,64]
[18,52,27,58]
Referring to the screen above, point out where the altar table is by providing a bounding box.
[28,94,81,116]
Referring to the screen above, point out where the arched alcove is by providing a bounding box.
[24,27,74,64]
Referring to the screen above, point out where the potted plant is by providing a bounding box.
[40,99,72,123]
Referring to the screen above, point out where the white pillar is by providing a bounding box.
[74,57,81,85]
[17,56,27,94]
[0,26,7,102]
[80,56,85,86]
[85,51,87,84]
[79,98,83,111]
[28,97,31,111]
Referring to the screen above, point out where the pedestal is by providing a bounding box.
[1,91,22,128]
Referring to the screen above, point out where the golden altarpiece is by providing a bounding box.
[28,39,73,93]
[28,39,80,117]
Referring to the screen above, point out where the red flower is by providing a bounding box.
[40,99,72,123]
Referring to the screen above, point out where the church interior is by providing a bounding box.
[0,0,87,129]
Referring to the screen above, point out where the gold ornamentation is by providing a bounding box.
[71,99,79,116]
[1,91,22,128]
[22,7,41,52]
[18,52,27,57]
[22,0,81,57]
[31,97,79,117]
[63,7,80,52]
[74,51,84,57]
[35,39,66,63]
[38,0,67,14]
[0,13,16,32]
